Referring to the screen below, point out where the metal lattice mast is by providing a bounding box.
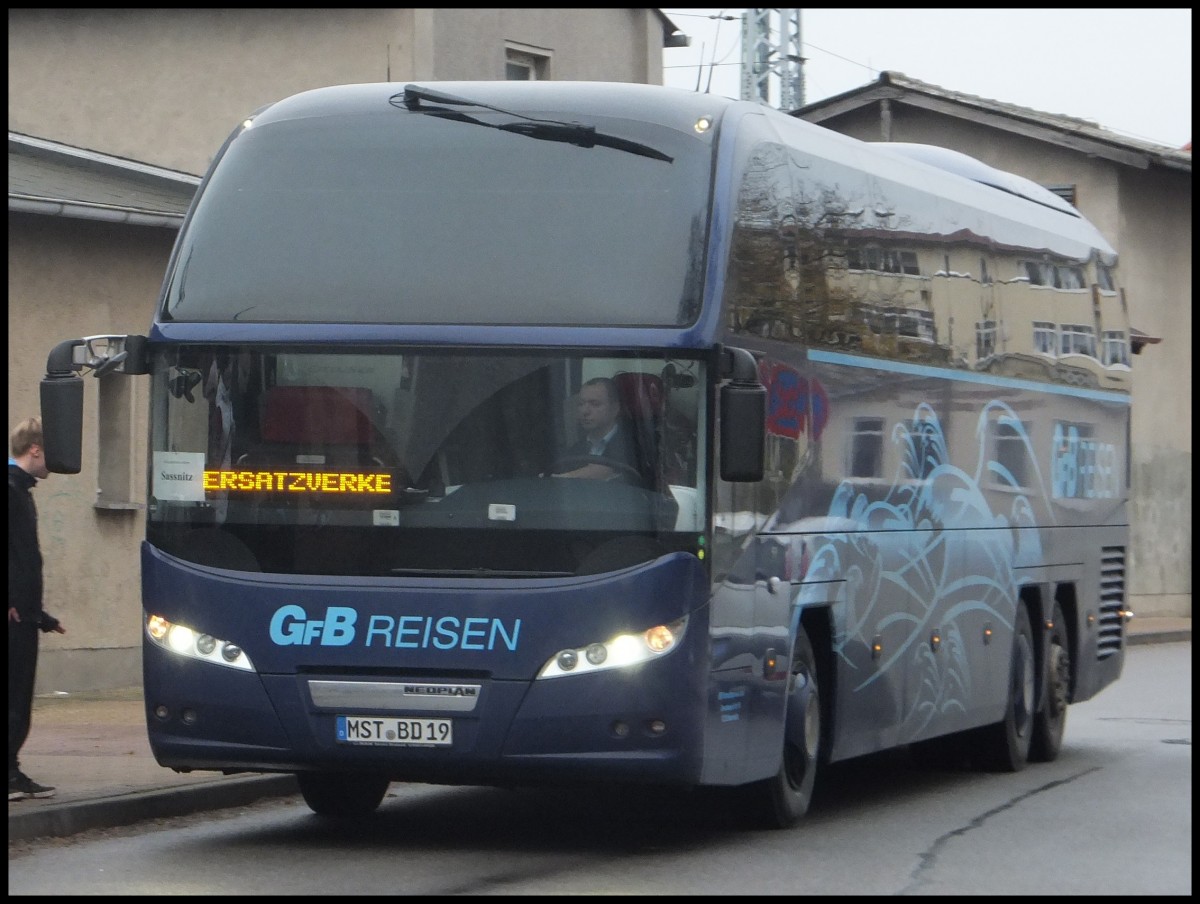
[740,9,805,111]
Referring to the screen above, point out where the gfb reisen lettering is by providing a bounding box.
[269,605,521,651]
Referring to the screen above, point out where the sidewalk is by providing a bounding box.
[8,617,1190,844]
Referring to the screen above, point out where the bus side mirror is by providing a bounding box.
[40,338,86,475]
[719,347,765,483]
[40,374,85,475]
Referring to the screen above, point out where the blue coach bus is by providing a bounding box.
[40,81,1132,828]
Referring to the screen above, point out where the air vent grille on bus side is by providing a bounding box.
[1097,546,1127,658]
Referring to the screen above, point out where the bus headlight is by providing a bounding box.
[145,613,255,672]
[536,616,687,679]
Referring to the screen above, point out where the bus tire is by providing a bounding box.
[751,625,821,829]
[972,602,1035,772]
[297,771,390,817]
[1029,602,1070,762]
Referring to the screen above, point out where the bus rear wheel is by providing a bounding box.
[972,602,1035,772]
[1030,602,1070,762]
[750,626,821,829]
[297,771,391,817]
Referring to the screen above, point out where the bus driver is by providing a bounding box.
[551,377,642,481]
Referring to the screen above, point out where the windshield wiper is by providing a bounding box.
[390,85,673,163]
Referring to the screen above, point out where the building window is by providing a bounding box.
[1101,330,1130,367]
[1054,265,1086,290]
[1060,324,1097,358]
[1022,260,1052,286]
[849,417,884,478]
[890,250,920,275]
[1033,321,1057,356]
[1096,264,1116,292]
[1020,260,1084,289]
[899,309,935,341]
[846,247,919,275]
[976,319,997,360]
[992,418,1030,488]
[506,44,550,81]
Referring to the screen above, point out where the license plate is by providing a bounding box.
[336,715,453,747]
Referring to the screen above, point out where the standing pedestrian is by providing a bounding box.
[9,416,66,801]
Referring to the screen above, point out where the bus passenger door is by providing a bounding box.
[703,479,763,785]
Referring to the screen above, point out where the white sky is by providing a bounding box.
[660,8,1192,150]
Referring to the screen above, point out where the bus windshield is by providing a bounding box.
[147,347,707,577]
[161,102,712,327]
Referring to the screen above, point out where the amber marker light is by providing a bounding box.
[147,614,170,641]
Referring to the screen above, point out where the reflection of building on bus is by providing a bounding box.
[726,142,1133,393]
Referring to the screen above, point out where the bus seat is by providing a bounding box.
[255,385,377,466]
[613,372,665,420]
[612,372,665,486]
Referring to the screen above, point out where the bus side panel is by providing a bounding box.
[712,107,1130,770]
[797,357,1130,760]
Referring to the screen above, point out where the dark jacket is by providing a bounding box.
[562,420,655,486]
[8,463,58,632]
[564,420,638,469]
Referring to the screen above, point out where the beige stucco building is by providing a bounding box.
[8,18,1189,694]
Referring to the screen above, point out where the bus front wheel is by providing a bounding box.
[750,626,821,829]
[297,771,391,817]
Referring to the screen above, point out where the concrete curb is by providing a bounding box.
[1127,628,1191,646]
[8,774,299,844]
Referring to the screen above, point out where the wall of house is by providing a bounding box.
[8,213,171,692]
[1115,164,1192,617]
[799,103,1191,618]
[8,8,664,176]
[427,9,662,85]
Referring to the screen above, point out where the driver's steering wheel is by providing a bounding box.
[548,455,643,483]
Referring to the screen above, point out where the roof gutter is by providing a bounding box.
[9,194,184,229]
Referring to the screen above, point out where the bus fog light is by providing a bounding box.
[612,721,630,738]
[557,650,578,671]
[221,643,243,663]
[585,643,607,665]
[647,719,667,736]
[182,709,198,725]
[154,704,169,720]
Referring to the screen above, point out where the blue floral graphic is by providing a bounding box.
[798,400,1050,737]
